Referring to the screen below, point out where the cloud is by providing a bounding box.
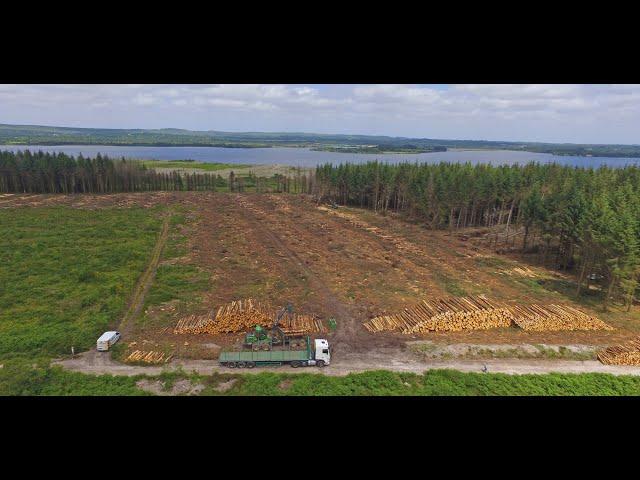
[0,84,639,143]
[132,93,158,106]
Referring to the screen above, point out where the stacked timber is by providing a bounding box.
[363,295,514,334]
[509,304,612,331]
[173,299,326,335]
[173,314,216,334]
[280,313,327,334]
[173,299,274,335]
[597,338,640,365]
[125,350,172,364]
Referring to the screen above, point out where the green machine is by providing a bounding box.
[243,324,271,351]
[243,303,295,351]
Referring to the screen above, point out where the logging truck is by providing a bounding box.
[219,336,331,368]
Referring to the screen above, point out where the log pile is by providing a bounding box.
[509,304,612,331]
[125,350,172,364]
[173,299,326,335]
[597,338,640,365]
[173,299,273,335]
[363,295,514,334]
[280,313,327,334]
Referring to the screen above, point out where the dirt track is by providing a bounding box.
[119,213,170,335]
[56,348,640,377]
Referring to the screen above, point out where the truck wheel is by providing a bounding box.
[291,361,300,368]
[237,361,246,368]
[316,360,326,368]
[246,362,256,369]
[227,362,237,368]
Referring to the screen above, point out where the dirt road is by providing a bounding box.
[119,213,170,335]
[56,347,640,377]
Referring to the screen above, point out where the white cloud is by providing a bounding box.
[132,94,158,106]
[0,84,639,143]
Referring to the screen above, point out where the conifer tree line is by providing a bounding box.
[0,150,314,195]
[315,161,640,309]
[0,150,225,193]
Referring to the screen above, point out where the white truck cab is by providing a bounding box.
[314,339,331,366]
[97,331,121,351]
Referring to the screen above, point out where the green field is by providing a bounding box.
[141,160,252,171]
[2,366,640,396]
[0,206,164,358]
[135,208,210,332]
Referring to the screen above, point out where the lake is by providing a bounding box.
[2,145,639,168]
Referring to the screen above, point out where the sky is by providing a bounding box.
[1,84,640,144]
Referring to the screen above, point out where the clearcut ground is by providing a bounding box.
[2,191,640,395]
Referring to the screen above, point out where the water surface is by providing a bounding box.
[2,145,638,168]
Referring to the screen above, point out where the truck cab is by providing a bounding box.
[314,339,331,366]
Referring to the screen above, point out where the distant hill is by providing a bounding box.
[1,123,639,157]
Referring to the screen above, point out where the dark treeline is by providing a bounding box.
[0,150,313,195]
[315,161,640,309]
[0,150,226,193]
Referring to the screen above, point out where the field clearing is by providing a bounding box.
[93,192,638,361]
[2,192,639,368]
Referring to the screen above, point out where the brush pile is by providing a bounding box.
[597,338,640,365]
[509,304,612,331]
[363,295,514,334]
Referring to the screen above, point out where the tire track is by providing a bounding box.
[119,212,171,334]
[234,195,367,354]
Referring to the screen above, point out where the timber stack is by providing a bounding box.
[125,350,172,364]
[363,295,514,334]
[173,299,325,335]
[280,313,327,334]
[509,304,612,331]
[597,337,640,365]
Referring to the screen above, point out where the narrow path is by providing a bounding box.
[119,212,171,335]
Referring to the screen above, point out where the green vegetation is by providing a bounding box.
[139,209,210,327]
[432,271,467,296]
[410,343,596,361]
[317,161,640,310]
[140,160,252,171]
[2,366,639,396]
[198,370,640,395]
[0,359,149,396]
[0,206,164,357]
[475,256,510,269]
[312,145,447,154]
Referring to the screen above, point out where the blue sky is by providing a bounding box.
[1,84,639,144]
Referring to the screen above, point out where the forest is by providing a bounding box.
[315,161,640,310]
[0,150,312,195]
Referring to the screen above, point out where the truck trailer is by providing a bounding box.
[219,337,330,368]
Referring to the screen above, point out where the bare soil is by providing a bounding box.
[8,191,639,371]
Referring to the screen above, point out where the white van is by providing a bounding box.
[97,331,121,351]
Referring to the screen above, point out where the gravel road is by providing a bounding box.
[55,347,640,377]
